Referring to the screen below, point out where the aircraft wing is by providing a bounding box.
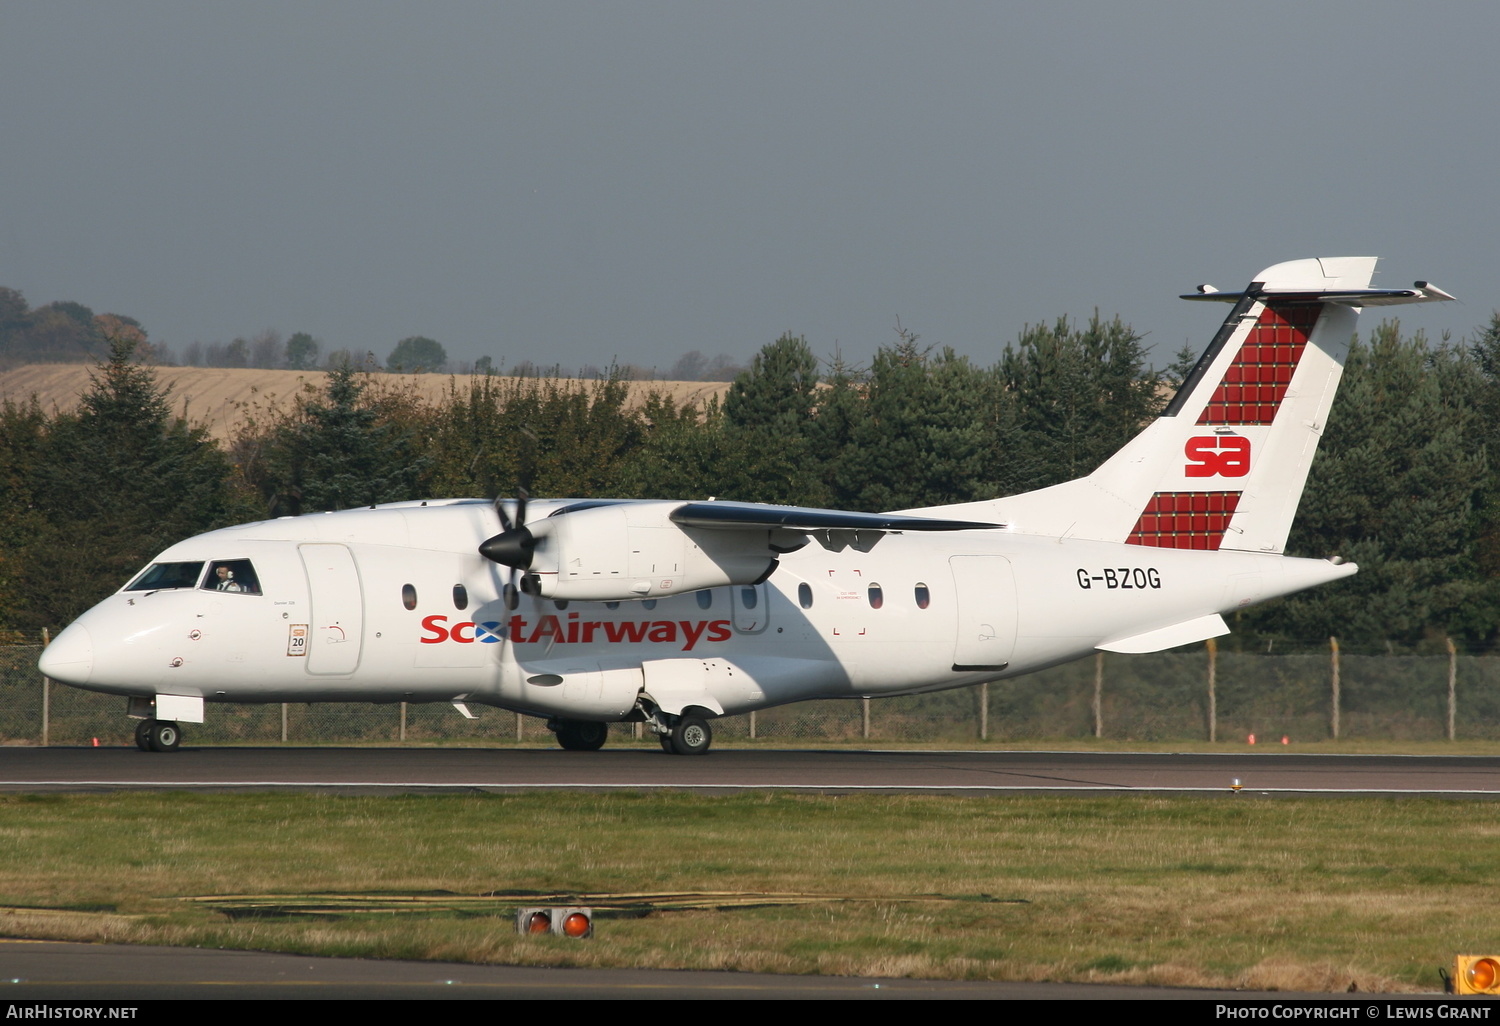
[668,501,1001,533]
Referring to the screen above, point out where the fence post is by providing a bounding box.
[1329,636,1341,740]
[399,701,407,742]
[1093,651,1104,738]
[1206,637,1217,743]
[861,697,871,740]
[1447,637,1457,742]
[980,681,989,741]
[40,628,50,748]
[280,703,288,743]
[749,709,757,740]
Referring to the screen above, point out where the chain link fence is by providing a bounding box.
[5,643,1499,746]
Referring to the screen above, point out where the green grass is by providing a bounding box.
[0,791,1490,991]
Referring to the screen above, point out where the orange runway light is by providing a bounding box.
[517,907,593,939]
[1455,956,1500,994]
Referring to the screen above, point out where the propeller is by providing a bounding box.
[479,486,562,658]
[480,423,542,610]
[480,488,534,608]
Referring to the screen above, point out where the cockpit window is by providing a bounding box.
[201,559,262,596]
[125,561,204,592]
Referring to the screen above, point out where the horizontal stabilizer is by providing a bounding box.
[1097,613,1230,654]
[1182,281,1455,306]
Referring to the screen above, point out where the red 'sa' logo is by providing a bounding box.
[1185,435,1250,478]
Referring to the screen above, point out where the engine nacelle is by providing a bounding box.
[524,501,778,601]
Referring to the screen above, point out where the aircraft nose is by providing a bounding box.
[39,623,93,686]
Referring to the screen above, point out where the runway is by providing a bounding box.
[3,749,1491,1000]
[0,940,1359,1001]
[1,745,1497,795]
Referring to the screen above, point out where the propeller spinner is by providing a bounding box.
[480,489,535,604]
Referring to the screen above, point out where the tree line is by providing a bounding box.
[3,312,1498,654]
[0,285,746,381]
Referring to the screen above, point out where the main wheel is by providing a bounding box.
[658,734,674,752]
[147,720,182,753]
[555,720,608,751]
[669,713,712,756]
[134,719,152,752]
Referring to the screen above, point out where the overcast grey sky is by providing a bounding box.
[1,1,1494,372]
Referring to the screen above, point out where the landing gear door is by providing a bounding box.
[299,543,364,675]
[949,555,1016,672]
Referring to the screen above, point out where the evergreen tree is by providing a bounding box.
[256,363,428,515]
[1248,324,1492,648]
[724,333,820,435]
[420,372,643,500]
[1001,313,1162,489]
[824,332,997,511]
[617,395,821,504]
[717,332,826,506]
[10,331,248,629]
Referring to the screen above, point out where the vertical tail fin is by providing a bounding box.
[915,257,1454,552]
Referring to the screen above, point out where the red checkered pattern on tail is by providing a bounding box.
[1125,491,1242,550]
[1196,303,1320,425]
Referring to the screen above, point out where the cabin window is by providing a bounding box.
[642,599,657,611]
[739,587,758,609]
[452,584,468,610]
[915,583,931,609]
[696,590,713,610]
[554,600,570,611]
[798,583,813,609]
[125,561,203,592]
[605,601,620,610]
[402,584,417,611]
[868,583,884,609]
[202,560,262,596]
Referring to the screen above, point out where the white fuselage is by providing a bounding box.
[42,497,1351,722]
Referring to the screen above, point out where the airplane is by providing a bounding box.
[38,257,1454,755]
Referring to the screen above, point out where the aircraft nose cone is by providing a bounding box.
[38,623,93,686]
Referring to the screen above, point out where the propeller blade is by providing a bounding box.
[493,496,514,534]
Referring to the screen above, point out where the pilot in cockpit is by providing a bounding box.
[207,559,261,595]
[213,565,243,592]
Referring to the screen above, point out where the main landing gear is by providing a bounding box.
[548,707,716,755]
[662,711,712,756]
[134,719,183,753]
[553,719,609,751]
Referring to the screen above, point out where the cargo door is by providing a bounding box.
[948,555,1016,672]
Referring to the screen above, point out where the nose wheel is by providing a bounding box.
[134,719,182,753]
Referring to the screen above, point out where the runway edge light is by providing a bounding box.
[517,907,593,939]
[1454,956,1500,994]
